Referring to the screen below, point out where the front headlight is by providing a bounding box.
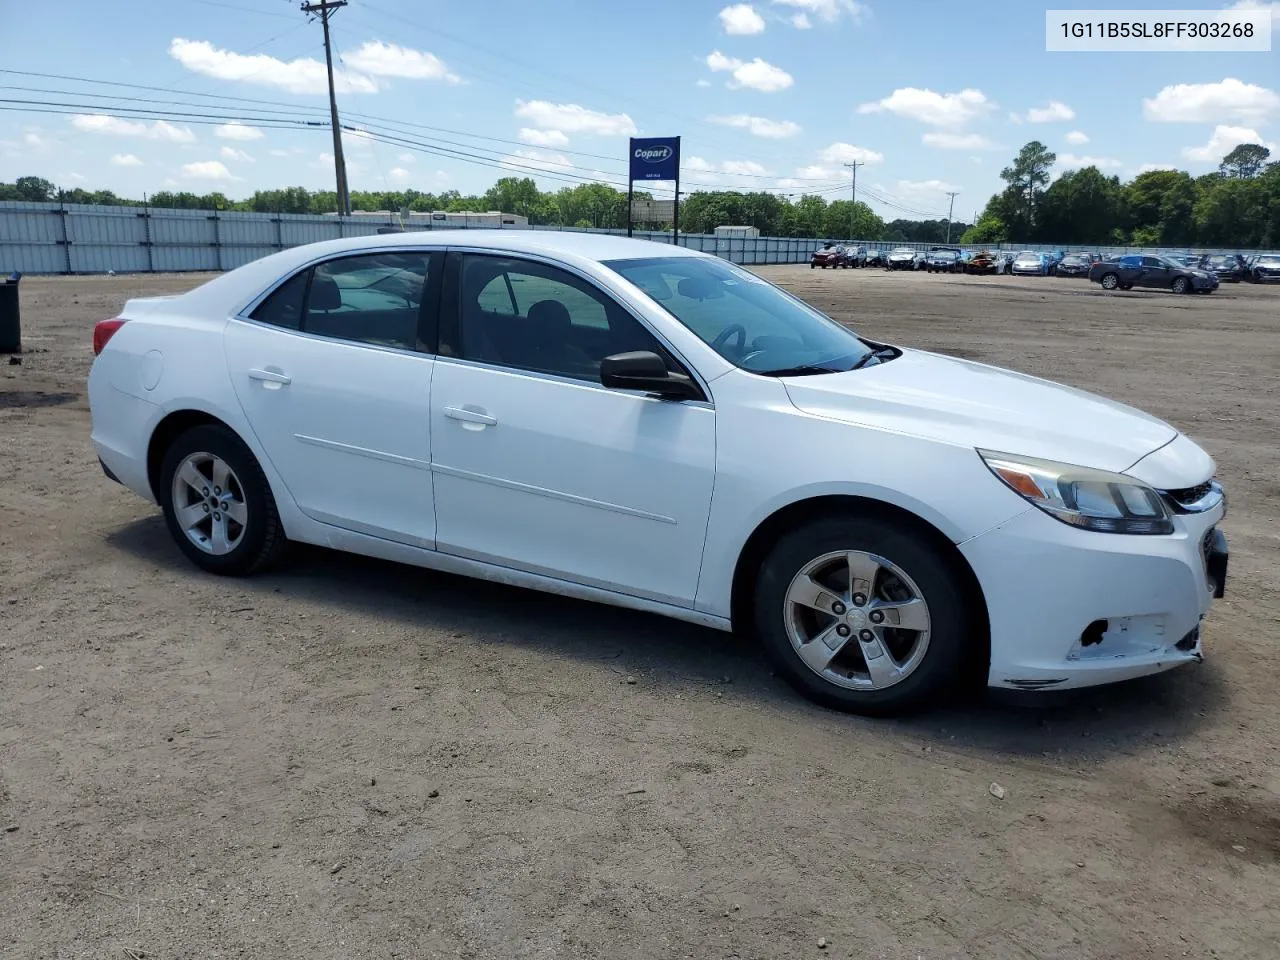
[978,450,1173,535]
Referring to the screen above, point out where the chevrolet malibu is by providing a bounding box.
[88,232,1228,715]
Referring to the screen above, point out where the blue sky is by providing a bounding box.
[1,0,1277,220]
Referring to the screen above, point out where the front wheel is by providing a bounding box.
[159,424,288,576]
[1172,276,1189,294]
[754,515,971,716]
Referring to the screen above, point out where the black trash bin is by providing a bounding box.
[0,273,20,354]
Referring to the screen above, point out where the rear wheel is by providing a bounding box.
[159,424,287,576]
[754,515,971,716]
[1099,272,1119,290]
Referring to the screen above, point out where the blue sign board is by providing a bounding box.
[629,137,680,182]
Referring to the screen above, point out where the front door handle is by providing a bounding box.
[444,405,498,426]
[248,367,292,385]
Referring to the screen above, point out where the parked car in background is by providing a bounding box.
[87,229,1229,716]
[1052,253,1094,277]
[886,247,921,270]
[1199,254,1248,282]
[1089,254,1219,294]
[1247,253,1280,283]
[811,243,850,269]
[965,251,999,274]
[1011,251,1050,276]
[845,245,868,268]
[864,249,886,267]
[924,248,962,273]
[1168,254,1200,268]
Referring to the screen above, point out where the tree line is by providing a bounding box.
[964,140,1279,249]
[3,140,1277,248]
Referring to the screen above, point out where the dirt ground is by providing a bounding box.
[2,266,1279,960]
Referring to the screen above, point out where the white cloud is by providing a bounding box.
[772,0,866,23]
[790,12,812,28]
[922,131,991,150]
[1143,78,1279,124]
[219,146,254,163]
[110,153,143,167]
[696,78,713,88]
[500,148,575,175]
[215,121,263,141]
[709,113,801,138]
[793,164,842,180]
[721,159,771,176]
[23,132,47,149]
[719,3,766,34]
[181,160,235,181]
[71,114,195,143]
[63,172,86,183]
[891,179,960,202]
[705,51,794,92]
[1056,153,1123,170]
[1137,163,1178,174]
[1026,101,1075,123]
[1182,124,1278,163]
[518,127,571,148]
[342,41,460,83]
[268,148,291,157]
[397,152,415,163]
[818,141,885,165]
[514,100,636,136]
[1065,130,1089,145]
[1226,1,1280,27]
[388,167,412,183]
[857,87,992,127]
[169,38,378,95]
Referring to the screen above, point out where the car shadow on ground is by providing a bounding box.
[106,516,1228,761]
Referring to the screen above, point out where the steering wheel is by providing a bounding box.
[711,324,747,355]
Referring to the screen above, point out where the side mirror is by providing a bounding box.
[600,351,701,401]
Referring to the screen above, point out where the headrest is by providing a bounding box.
[527,299,572,336]
[309,274,342,311]
[677,276,723,301]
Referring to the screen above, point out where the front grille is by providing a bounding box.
[1162,479,1221,513]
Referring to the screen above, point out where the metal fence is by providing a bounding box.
[0,200,1267,275]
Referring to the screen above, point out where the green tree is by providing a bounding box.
[1037,167,1124,244]
[959,215,1007,245]
[1220,143,1271,179]
[998,141,1056,236]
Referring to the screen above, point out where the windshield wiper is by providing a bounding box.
[755,364,841,377]
[848,346,898,371]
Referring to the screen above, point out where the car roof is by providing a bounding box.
[175,229,708,315]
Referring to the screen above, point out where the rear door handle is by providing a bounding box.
[248,368,291,386]
[444,405,497,426]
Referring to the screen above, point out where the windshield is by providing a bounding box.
[931,250,958,260]
[1257,256,1280,265]
[603,256,873,374]
[1207,256,1233,267]
[1156,256,1183,269]
[890,247,913,255]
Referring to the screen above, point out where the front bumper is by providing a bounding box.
[960,501,1226,691]
[1193,275,1220,290]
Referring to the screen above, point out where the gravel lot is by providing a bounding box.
[2,267,1278,959]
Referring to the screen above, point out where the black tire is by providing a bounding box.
[753,514,971,716]
[1172,276,1189,294]
[1120,282,1133,290]
[1099,272,1119,290]
[159,424,288,576]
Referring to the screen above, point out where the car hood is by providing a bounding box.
[887,252,915,260]
[781,349,1177,473]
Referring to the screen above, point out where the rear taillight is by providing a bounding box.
[93,318,126,356]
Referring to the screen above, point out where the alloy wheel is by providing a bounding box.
[784,550,932,691]
[170,452,249,555]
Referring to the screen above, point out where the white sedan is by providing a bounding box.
[88,231,1228,715]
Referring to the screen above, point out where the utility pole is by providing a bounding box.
[944,191,959,243]
[302,0,350,216]
[843,161,864,239]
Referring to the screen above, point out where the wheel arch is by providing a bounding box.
[146,409,235,502]
[729,494,991,684]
